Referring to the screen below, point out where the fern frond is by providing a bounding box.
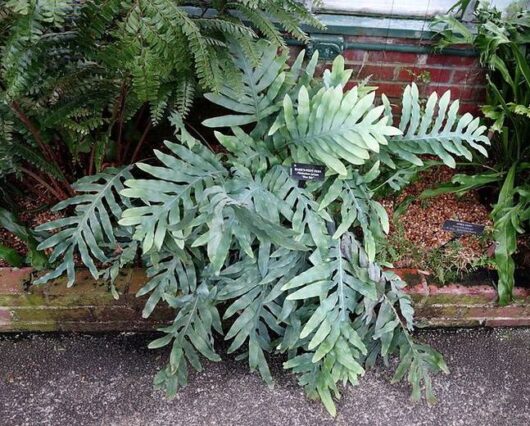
[217,250,306,383]
[385,83,491,168]
[35,166,134,286]
[203,40,289,128]
[196,17,257,39]
[10,141,64,178]
[159,2,219,91]
[175,79,195,118]
[32,41,473,417]
[119,139,228,254]
[213,126,279,171]
[231,3,285,47]
[267,165,331,253]
[267,3,309,42]
[270,83,400,176]
[0,114,17,175]
[317,175,388,260]
[138,245,198,318]
[283,233,447,415]
[152,283,222,397]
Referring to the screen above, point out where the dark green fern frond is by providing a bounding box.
[195,17,257,39]
[267,3,309,42]
[230,3,285,47]
[175,78,196,120]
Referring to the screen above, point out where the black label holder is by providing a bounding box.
[440,219,485,247]
[290,163,325,188]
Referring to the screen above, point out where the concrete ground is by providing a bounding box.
[0,328,529,426]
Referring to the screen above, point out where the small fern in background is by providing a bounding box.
[35,42,490,416]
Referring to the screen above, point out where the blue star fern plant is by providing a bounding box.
[34,42,490,416]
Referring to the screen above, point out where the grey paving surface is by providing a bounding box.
[0,328,529,426]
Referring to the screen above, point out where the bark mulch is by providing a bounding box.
[380,165,493,270]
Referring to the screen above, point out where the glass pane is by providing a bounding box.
[316,0,515,17]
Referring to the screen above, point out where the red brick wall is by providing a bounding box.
[296,35,487,116]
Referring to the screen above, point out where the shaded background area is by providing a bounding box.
[1,328,529,425]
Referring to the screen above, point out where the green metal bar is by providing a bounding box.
[343,41,477,57]
[288,38,477,57]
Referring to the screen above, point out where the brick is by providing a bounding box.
[414,305,468,318]
[0,267,168,332]
[0,293,47,307]
[374,82,407,98]
[485,318,530,327]
[465,305,529,319]
[1,321,58,332]
[286,46,304,66]
[356,64,395,81]
[452,69,487,85]
[396,67,453,83]
[429,69,454,83]
[421,84,486,102]
[345,81,405,98]
[314,63,333,77]
[288,46,303,56]
[387,100,402,117]
[92,306,143,322]
[10,306,94,322]
[55,320,170,332]
[0,308,12,323]
[426,54,480,67]
[457,86,487,102]
[344,35,431,47]
[514,287,530,303]
[416,317,484,327]
[125,270,150,294]
[0,268,32,294]
[368,50,426,65]
[405,282,499,304]
[392,269,428,287]
[2,267,530,332]
[343,49,367,63]
[344,81,359,91]
[458,102,483,116]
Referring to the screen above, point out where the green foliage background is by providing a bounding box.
[0,0,322,203]
[432,0,530,304]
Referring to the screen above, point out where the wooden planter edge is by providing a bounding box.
[0,267,529,332]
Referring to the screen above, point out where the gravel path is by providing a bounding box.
[0,328,529,425]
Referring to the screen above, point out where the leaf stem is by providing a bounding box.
[130,121,152,163]
[10,103,71,189]
[20,167,67,201]
[382,293,418,356]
